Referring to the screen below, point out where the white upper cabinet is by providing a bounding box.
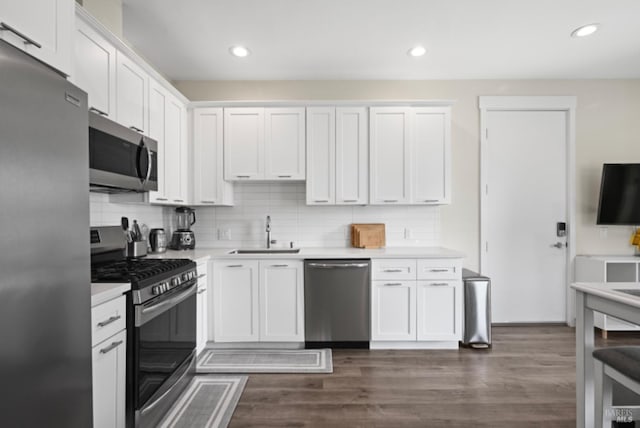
[369,106,451,205]
[224,107,305,181]
[116,52,148,134]
[193,108,233,206]
[164,94,188,204]
[306,107,336,204]
[264,108,306,180]
[224,108,264,180]
[73,19,116,118]
[412,107,451,204]
[369,107,411,204]
[0,0,73,75]
[147,80,188,205]
[336,107,368,204]
[306,107,368,205]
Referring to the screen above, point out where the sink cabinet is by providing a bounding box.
[213,260,304,343]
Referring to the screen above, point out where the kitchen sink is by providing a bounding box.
[228,248,301,254]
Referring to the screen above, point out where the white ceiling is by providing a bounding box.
[122,0,640,80]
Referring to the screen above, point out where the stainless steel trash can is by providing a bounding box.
[461,269,492,348]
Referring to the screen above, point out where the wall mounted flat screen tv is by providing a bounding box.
[597,163,640,225]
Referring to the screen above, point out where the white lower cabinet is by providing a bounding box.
[213,260,304,343]
[371,281,416,341]
[196,260,209,353]
[91,295,126,428]
[371,258,462,349]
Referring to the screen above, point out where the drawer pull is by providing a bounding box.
[429,282,449,286]
[0,22,42,48]
[197,289,206,295]
[97,315,121,328]
[89,107,108,117]
[423,199,439,203]
[227,264,243,268]
[129,126,144,134]
[197,273,206,279]
[383,269,404,273]
[384,283,403,286]
[236,175,250,178]
[314,200,329,203]
[383,200,398,203]
[155,197,168,201]
[278,175,292,178]
[271,264,289,268]
[342,199,358,203]
[429,269,450,272]
[201,200,216,204]
[99,340,123,354]
[173,199,184,203]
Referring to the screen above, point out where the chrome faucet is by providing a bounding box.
[266,215,272,249]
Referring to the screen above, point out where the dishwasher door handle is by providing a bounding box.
[306,262,369,269]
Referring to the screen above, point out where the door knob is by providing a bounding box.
[551,242,565,249]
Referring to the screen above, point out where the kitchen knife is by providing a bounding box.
[133,220,142,242]
[121,217,132,243]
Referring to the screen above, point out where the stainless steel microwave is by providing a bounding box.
[89,112,158,193]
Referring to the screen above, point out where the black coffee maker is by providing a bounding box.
[170,207,196,250]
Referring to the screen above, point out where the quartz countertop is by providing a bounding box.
[91,282,131,307]
[571,282,640,309]
[146,246,465,262]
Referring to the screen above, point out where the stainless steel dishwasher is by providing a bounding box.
[304,259,371,348]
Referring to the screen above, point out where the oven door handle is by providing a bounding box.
[139,350,196,416]
[135,282,197,327]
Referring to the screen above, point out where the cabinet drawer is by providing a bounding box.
[417,259,461,280]
[372,259,416,280]
[92,295,126,347]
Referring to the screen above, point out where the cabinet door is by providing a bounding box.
[224,108,264,180]
[369,107,411,204]
[194,108,233,206]
[116,52,148,133]
[147,80,168,203]
[265,108,306,180]
[306,107,335,205]
[213,261,259,342]
[259,260,304,341]
[92,329,126,428]
[371,281,416,341]
[196,278,208,354]
[73,19,116,118]
[416,280,461,341]
[164,95,186,204]
[0,0,72,75]
[412,107,451,204]
[336,107,368,204]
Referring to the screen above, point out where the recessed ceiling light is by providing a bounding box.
[408,46,426,57]
[571,23,599,38]
[229,46,250,57]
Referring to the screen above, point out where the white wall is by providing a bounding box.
[192,182,439,248]
[175,79,640,270]
[90,192,166,230]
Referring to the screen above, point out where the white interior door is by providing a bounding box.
[483,106,570,323]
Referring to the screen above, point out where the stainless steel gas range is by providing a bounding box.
[91,226,197,428]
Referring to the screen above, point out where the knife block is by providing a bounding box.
[125,241,147,258]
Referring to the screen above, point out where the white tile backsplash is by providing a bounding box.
[90,183,441,247]
[192,183,440,248]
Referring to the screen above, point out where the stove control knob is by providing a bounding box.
[172,277,180,287]
[152,286,160,295]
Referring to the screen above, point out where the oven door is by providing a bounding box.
[131,281,196,428]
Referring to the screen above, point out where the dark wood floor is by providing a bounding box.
[229,326,640,428]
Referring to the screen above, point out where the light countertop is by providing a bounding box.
[571,282,640,309]
[91,282,130,307]
[146,246,465,262]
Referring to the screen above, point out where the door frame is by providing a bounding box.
[479,96,577,325]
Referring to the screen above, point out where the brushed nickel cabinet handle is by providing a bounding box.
[173,199,184,203]
[197,289,206,295]
[197,274,206,279]
[342,199,358,203]
[429,282,449,286]
[227,264,243,268]
[97,315,121,328]
[384,200,398,203]
[383,269,403,273]
[271,264,289,268]
[89,107,108,117]
[429,269,450,272]
[0,22,41,48]
[314,200,329,203]
[155,197,168,201]
[423,199,439,203]
[384,283,403,286]
[236,175,250,178]
[278,175,292,178]
[129,126,144,134]
[201,200,216,204]
[99,340,123,354]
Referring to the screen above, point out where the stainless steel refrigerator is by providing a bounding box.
[0,40,92,426]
